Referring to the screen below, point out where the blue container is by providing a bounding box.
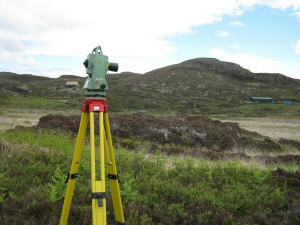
[284,101,292,105]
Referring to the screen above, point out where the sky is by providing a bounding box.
[0,0,300,79]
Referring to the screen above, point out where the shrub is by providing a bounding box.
[0,131,292,224]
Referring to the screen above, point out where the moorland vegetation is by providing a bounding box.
[0,58,300,224]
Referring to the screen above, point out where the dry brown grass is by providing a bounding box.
[219,117,300,141]
[0,108,80,133]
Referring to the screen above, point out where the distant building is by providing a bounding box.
[65,81,79,89]
[250,97,273,103]
[277,100,293,105]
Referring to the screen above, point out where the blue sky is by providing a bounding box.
[0,0,300,79]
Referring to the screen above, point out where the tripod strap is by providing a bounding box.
[91,192,106,207]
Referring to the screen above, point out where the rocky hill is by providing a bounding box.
[106,58,300,112]
[1,58,300,113]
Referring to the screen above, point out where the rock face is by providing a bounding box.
[16,85,32,94]
[180,58,252,77]
[19,113,284,152]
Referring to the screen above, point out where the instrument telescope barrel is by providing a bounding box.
[108,63,118,72]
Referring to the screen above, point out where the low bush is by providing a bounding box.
[0,130,298,224]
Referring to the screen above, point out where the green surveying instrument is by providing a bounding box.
[83,46,118,97]
[60,46,126,225]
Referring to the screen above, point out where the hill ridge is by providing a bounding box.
[1,57,300,113]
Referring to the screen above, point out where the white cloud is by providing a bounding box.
[228,21,245,26]
[255,0,300,10]
[0,29,25,53]
[296,40,300,54]
[0,0,300,77]
[295,12,300,20]
[216,31,231,37]
[231,44,241,51]
[0,0,245,58]
[209,48,300,79]
[0,0,250,76]
[0,49,37,67]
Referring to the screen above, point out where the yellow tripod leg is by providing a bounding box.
[60,112,88,225]
[104,112,126,224]
[91,111,106,225]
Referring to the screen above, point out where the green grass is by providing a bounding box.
[224,103,300,118]
[246,83,263,87]
[2,129,76,155]
[4,96,84,111]
[7,96,63,109]
[1,129,298,224]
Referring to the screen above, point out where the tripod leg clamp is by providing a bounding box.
[65,173,78,183]
[108,174,121,183]
[91,192,106,207]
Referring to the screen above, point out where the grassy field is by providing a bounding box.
[0,107,81,133]
[2,106,299,140]
[214,117,300,141]
[0,108,300,224]
[1,129,299,224]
